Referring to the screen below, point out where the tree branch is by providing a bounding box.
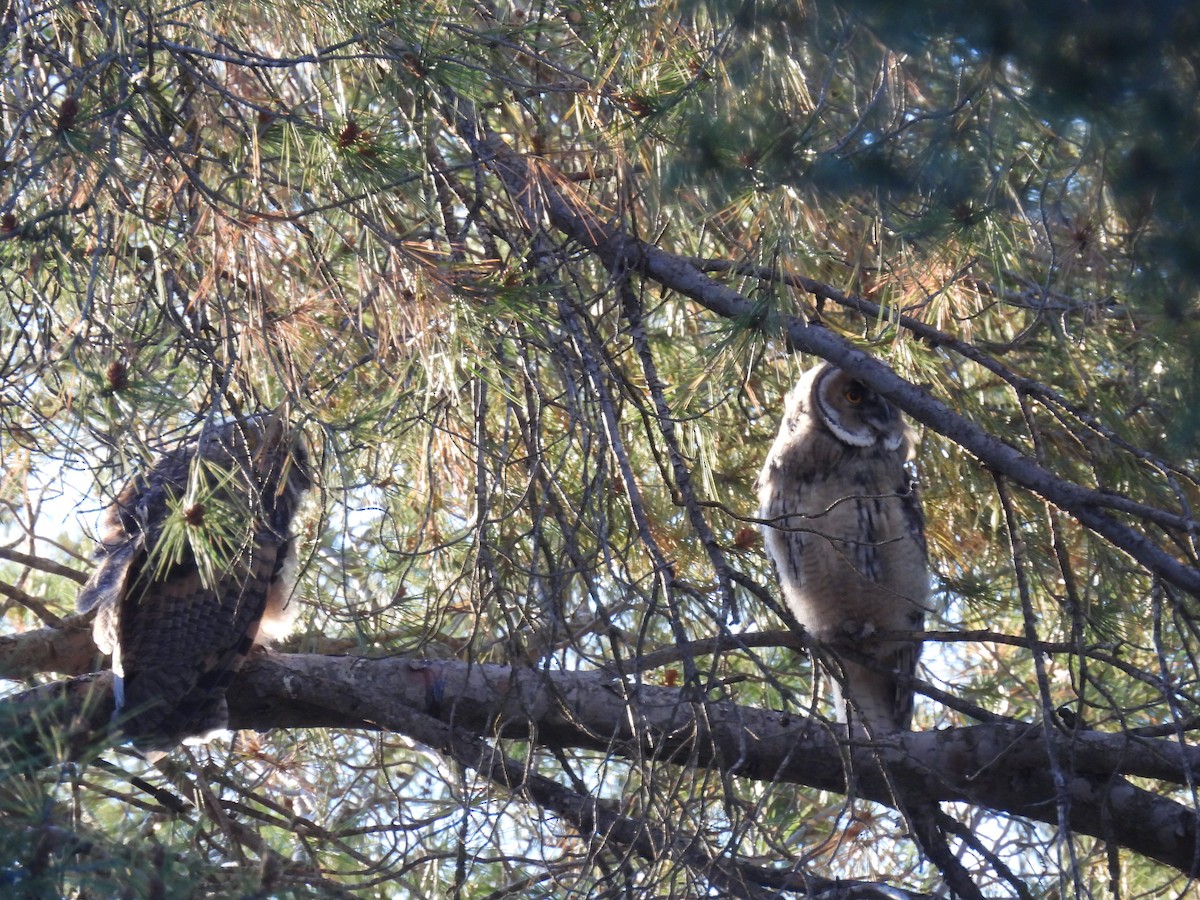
[0,547,89,585]
[452,122,1200,599]
[0,611,97,679]
[11,653,1199,875]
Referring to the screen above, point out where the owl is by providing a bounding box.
[757,361,928,733]
[76,413,312,756]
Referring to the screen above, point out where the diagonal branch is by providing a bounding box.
[0,547,89,585]
[450,119,1200,599]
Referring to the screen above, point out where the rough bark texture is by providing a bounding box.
[10,651,1199,875]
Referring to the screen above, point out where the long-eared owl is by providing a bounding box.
[757,362,928,733]
[76,413,311,755]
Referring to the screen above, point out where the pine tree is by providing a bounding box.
[1,1,1198,895]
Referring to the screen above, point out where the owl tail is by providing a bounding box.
[829,657,914,734]
[115,678,232,757]
[113,643,245,756]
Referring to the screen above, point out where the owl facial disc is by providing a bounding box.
[813,366,901,448]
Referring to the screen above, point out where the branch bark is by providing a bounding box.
[10,652,1199,876]
[0,612,98,680]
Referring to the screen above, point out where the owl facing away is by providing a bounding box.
[757,362,928,733]
[76,413,312,756]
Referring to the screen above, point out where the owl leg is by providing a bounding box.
[827,619,918,733]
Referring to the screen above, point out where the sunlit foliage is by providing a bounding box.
[1,0,1198,896]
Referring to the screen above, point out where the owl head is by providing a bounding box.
[94,412,313,554]
[790,361,915,457]
[197,412,313,495]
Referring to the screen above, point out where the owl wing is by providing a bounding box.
[899,471,928,563]
[77,534,145,662]
[111,525,290,754]
[848,472,927,733]
[892,478,927,731]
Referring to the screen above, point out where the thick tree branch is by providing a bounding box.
[0,612,98,679]
[238,655,1200,874]
[10,653,1199,875]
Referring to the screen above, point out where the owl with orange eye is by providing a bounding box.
[756,361,928,734]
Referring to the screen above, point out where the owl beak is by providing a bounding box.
[865,404,903,449]
[865,403,896,429]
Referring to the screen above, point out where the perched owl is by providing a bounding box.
[76,413,311,755]
[757,362,928,733]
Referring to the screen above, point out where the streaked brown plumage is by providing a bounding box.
[757,362,928,733]
[77,413,311,755]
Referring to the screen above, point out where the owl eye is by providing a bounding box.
[844,383,865,405]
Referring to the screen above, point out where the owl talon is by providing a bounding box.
[838,619,877,641]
